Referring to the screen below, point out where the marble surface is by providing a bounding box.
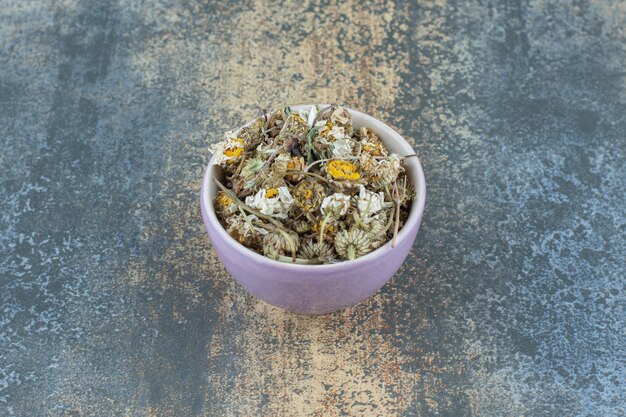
[1,0,624,416]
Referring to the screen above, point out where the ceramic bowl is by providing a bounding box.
[200,105,426,315]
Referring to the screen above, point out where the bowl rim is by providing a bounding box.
[200,104,426,271]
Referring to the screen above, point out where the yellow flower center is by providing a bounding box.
[328,160,360,181]
[285,157,305,182]
[224,147,243,158]
[216,192,233,208]
[224,138,245,163]
[294,182,321,212]
[363,142,383,156]
[287,159,300,170]
[266,188,279,198]
[312,223,335,235]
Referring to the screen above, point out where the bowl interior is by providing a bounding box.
[202,104,426,270]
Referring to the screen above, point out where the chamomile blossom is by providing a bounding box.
[327,160,360,182]
[314,121,350,157]
[245,186,294,218]
[330,138,354,158]
[320,193,351,217]
[209,137,245,165]
[334,228,371,260]
[356,186,386,223]
[328,124,351,141]
[371,154,403,188]
[280,112,308,137]
[215,191,238,215]
[294,179,325,212]
[361,139,387,157]
[330,107,351,125]
[225,213,267,246]
[316,121,351,143]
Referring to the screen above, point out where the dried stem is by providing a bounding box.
[286,170,332,187]
[253,148,280,183]
[234,153,247,176]
[318,212,332,245]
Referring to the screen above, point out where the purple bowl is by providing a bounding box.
[200,105,426,315]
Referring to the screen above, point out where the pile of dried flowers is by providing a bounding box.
[209,105,414,264]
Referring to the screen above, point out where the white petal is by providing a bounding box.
[277,186,294,204]
[331,138,353,157]
[307,105,318,128]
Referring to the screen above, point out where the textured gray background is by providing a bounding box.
[1,0,625,416]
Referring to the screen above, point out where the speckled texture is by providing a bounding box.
[0,0,624,416]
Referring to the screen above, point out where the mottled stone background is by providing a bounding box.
[1,0,624,416]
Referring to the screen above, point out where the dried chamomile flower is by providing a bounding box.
[370,154,403,189]
[361,139,387,157]
[294,179,325,213]
[285,156,306,182]
[245,186,294,218]
[314,120,353,158]
[358,127,388,157]
[239,117,265,148]
[280,112,309,137]
[356,186,388,223]
[358,152,378,174]
[334,228,372,260]
[367,216,388,238]
[299,239,335,261]
[215,190,237,215]
[315,121,349,142]
[209,137,245,166]
[315,120,334,136]
[330,138,354,158]
[327,160,361,182]
[297,105,318,128]
[320,193,351,217]
[270,153,290,179]
[352,206,387,231]
[241,158,265,180]
[357,127,379,142]
[225,214,267,247]
[330,107,351,126]
[351,213,388,251]
[359,214,390,249]
[262,230,299,260]
[271,154,306,182]
[293,220,311,234]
